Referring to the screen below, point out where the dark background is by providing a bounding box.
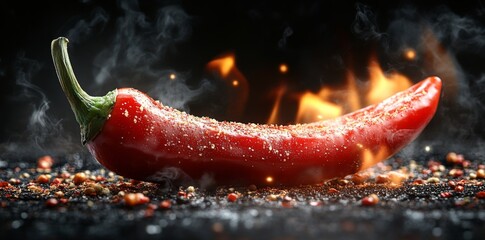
[1,0,485,160]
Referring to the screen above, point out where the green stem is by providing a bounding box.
[51,37,116,144]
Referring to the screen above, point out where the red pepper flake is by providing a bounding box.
[361,194,379,206]
[45,198,59,207]
[476,191,485,199]
[160,200,172,209]
[421,169,431,175]
[144,205,157,218]
[60,172,71,179]
[457,179,466,186]
[476,169,485,179]
[227,193,238,202]
[95,176,106,182]
[462,160,471,168]
[186,193,195,199]
[59,198,69,204]
[37,155,54,169]
[350,173,370,184]
[51,178,63,185]
[429,164,440,173]
[281,196,295,208]
[327,188,339,194]
[440,192,453,198]
[124,193,150,206]
[446,152,464,165]
[449,169,464,178]
[0,181,10,188]
[375,174,391,184]
[412,179,425,185]
[177,191,187,198]
[454,185,464,192]
[84,187,97,196]
[54,191,65,198]
[73,172,87,185]
[37,174,50,184]
[9,178,21,185]
[448,180,457,188]
[144,209,155,217]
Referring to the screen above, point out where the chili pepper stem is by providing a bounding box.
[51,37,116,144]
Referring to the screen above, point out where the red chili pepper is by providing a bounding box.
[52,37,442,186]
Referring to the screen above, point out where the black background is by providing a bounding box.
[1,0,485,159]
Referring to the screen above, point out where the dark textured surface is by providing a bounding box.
[1,154,485,240]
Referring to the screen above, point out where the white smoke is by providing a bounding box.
[353,3,485,153]
[0,54,79,158]
[84,0,210,112]
[66,7,109,43]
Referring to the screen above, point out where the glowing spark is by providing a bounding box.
[169,73,176,80]
[266,176,273,183]
[279,64,288,73]
[232,80,239,87]
[425,146,431,152]
[404,49,416,60]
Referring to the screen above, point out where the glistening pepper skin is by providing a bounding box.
[52,37,442,186]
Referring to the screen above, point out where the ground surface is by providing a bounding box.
[1,152,485,240]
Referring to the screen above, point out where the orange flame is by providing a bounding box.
[289,57,412,124]
[296,88,343,123]
[367,57,412,105]
[206,54,249,120]
[359,145,389,171]
[267,85,287,124]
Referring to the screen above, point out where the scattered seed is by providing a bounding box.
[440,192,453,198]
[426,177,440,184]
[9,178,21,185]
[375,174,390,184]
[45,198,58,207]
[412,179,425,185]
[227,193,238,202]
[0,181,10,188]
[186,186,195,193]
[124,193,150,206]
[266,194,278,201]
[449,169,464,178]
[454,185,464,192]
[54,191,64,198]
[160,200,172,209]
[361,194,379,206]
[281,196,295,208]
[73,173,87,185]
[476,191,485,199]
[37,174,50,184]
[177,191,187,198]
[477,169,485,179]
